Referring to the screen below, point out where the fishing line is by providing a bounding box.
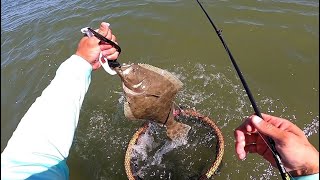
[257,131,294,179]
[195,0,290,179]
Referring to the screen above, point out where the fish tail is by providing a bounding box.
[166,122,191,140]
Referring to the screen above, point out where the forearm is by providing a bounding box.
[1,55,92,179]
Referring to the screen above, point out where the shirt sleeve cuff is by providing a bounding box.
[291,173,319,180]
[56,54,93,78]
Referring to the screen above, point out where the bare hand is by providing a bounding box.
[234,113,319,176]
[75,22,119,70]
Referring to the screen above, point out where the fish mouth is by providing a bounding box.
[116,64,147,95]
[121,64,133,75]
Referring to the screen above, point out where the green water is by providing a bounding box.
[1,0,319,179]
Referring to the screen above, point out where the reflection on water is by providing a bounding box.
[1,0,318,179]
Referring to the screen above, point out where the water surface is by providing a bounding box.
[1,0,319,179]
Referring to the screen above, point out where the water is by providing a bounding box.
[1,0,319,179]
[130,117,222,180]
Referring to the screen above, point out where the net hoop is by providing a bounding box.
[124,109,224,180]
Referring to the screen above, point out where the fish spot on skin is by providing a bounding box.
[146,94,160,98]
[132,81,143,88]
[123,84,144,95]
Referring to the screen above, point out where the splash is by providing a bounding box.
[303,116,319,137]
[131,122,188,179]
[72,62,317,180]
[132,125,157,162]
[171,63,319,179]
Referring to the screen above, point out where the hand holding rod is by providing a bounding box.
[195,1,290,179]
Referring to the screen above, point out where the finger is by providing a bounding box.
[90,23,110,44]
[235,117,251,133]
[99,44,113,51]
[102,48,117,56]
[245,140,269,156]
[234,129,246,143]
[245,133,258,144]
[97,22,111,37]
[235,141,246,160]
[106,51,119,60]
[234,130,246,157]
[111,34,116,42]
[246,123,253,132]
[244,144,257,153]
[255,136,269,156]
[99,35,117,51]
[261,113,305,137]
[92,61,101,70]
[245,123,258,133]
[234,117,257,137]
[251,115,286,143]
[234,116,256,159]
[106,28,112,41]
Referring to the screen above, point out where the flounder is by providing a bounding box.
[115,64,191,140]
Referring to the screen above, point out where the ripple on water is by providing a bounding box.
[1,0,318,179]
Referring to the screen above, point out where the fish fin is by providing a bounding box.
[138,64,183,90]
[166,122,191,140]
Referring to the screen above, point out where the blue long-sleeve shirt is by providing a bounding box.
[1,55,92,179]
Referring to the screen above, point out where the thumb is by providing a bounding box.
[97,22,110,37]
[251,115,286,143]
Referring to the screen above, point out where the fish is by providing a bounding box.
[114,63,191,140]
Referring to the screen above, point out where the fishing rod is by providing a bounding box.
[195,0,290,179]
